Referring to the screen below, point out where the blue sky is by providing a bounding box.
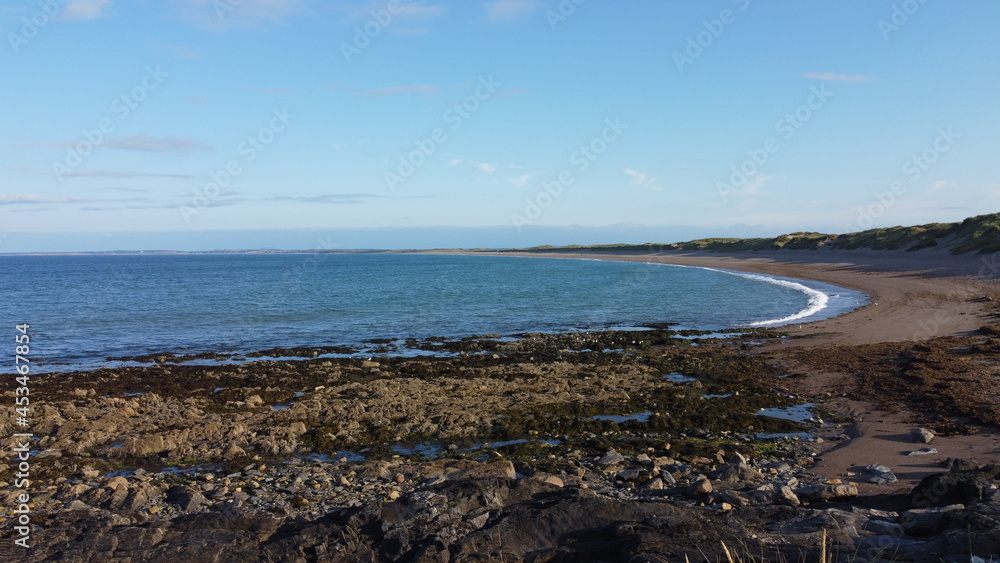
[1,0,998,252]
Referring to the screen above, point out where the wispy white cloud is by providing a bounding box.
[801,72,878,83]
[358,84,439,97]
[105,136,208,152]
[741,174,774,195]
[394,2,446,19]
[483,0,541,22]
[169,0,306,30]
[269,193,381,204]
[505,171,542,187]
[60,0,113,21]
[37,136,206,153]
[161,44,201,60]
[472,161,497,175]
[928,180,955,193]
[492,87,533,99]
[82,198,244,212]
[109,187,152,194]
[256,87,297,96]
[343,2,445,34]
[451,158,539,186]
[346,1,445,20]
[62,170,194,179]
[0,193,93,205]
[624,168,664,192]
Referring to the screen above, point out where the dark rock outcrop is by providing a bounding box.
[909,464,1000,509]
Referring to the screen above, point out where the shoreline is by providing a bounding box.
[490,248,1000,488]
[9,252,870,375]
[492,252,871,330]
[488,248,998,346]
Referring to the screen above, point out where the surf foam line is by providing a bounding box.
[729,272,829,327]
[510,257,843,329]
[664,265,831,327]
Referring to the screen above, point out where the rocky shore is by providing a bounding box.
[2,319,1000,561]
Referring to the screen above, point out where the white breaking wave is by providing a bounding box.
[646,264,833,327]
[732,273,830,326]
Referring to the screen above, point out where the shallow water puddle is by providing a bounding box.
[754,431,814,440]
[392,443,444,458]
[392,439,561,459]
[664,372,698,383]
[592,412,652,423]
[756,403,817,424]
[298,452,367,463]
[673,332,746,340]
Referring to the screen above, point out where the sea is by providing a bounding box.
[0,253,867,373]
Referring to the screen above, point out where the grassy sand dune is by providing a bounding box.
[510,212,1000,255]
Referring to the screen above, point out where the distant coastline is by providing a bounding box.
[7,211,999,257]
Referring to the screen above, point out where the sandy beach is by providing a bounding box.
[498,248,1000,490]
[498,247,997,345]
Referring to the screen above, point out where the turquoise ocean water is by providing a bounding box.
[0,254,867,373]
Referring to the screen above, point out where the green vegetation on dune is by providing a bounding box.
[510,212,1000,255]
[670,232,833,252]
[952,213,1000,254]
[833,222,958,251]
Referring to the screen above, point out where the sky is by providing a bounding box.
[1,0,998,252]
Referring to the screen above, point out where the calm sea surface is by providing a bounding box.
[0,254,867,372]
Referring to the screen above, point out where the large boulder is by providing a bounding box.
[596,449,625,467]
[686,477,713,497]
[121,435,176,456]
[122,482,163,511]
[711,462,764,484]
[794,483,859,503]
[82,476,131,510]
[167,486,208,512]
[900,505,964,536]
[909,464,1000,508]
